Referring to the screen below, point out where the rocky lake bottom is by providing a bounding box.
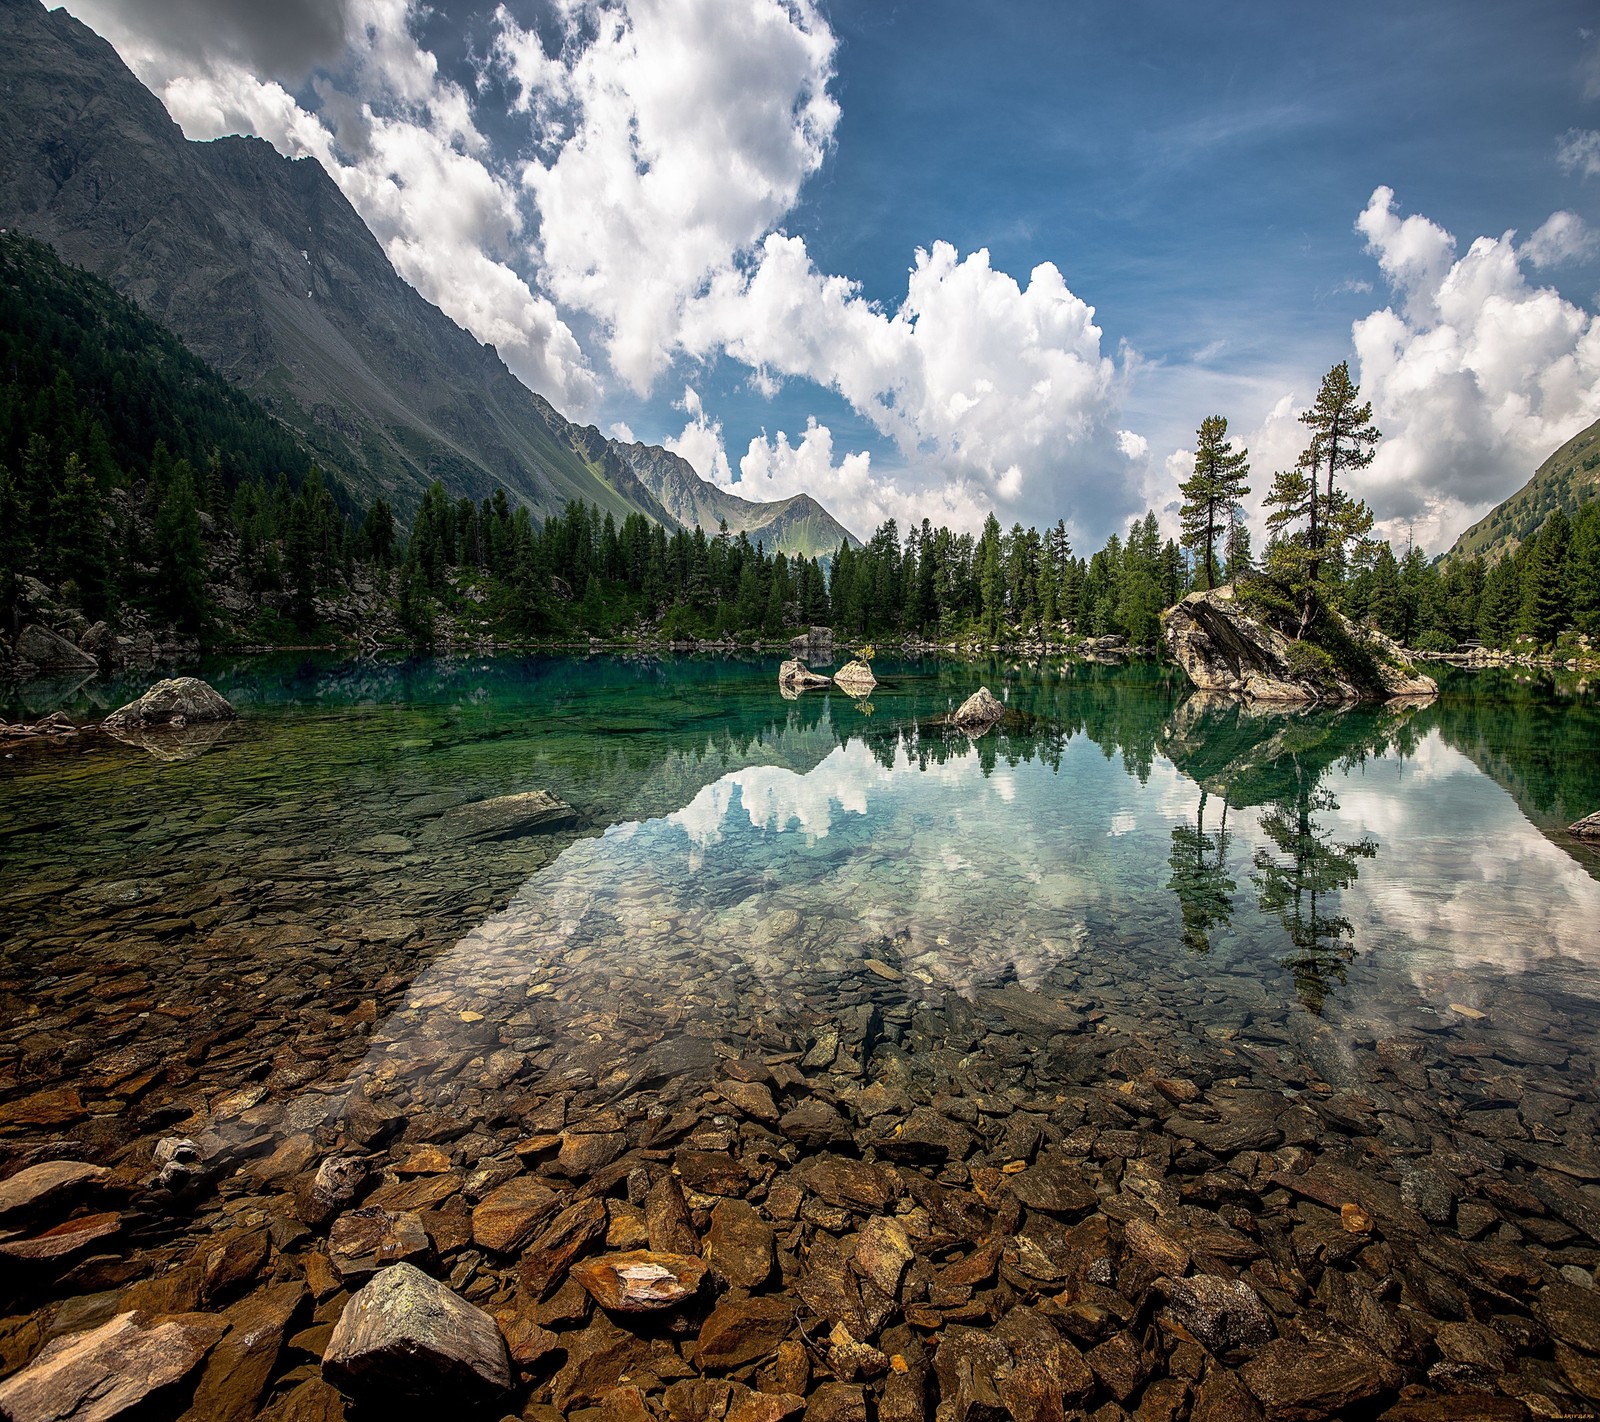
[1,654,1599,1422]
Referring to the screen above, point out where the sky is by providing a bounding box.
[54,0,1600,553]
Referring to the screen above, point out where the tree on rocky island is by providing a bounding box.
[1264,361,1380,632]
[1179,415,1251,590]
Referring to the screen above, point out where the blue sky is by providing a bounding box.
[59,0,1600,550]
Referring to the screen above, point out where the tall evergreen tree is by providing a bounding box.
[1178,415,1251,589]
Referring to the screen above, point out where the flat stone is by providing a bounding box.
[327,1207,430,1282]
[471,1176,561,1254]
[520,1196,608,1298]
[0,1210,120,1261]
[778,1098,852,1150]
[1166,1275,1275,1353]
[1170,1114,1284,1155]
[697,1296,797,1370]
[706,1197,774,1288]
[1537,1280,1600,1354]
[805,1382,867,1422]
[0,1310,227,1422]
[181,1282,306,1422]
[646,1175,699,1255]
[933,1323,1011,1420]
[0,1161,109,1219]
[559,1130,626,1176]
[793,1155,894,1213]
[0,1087,86,1129]
[15,623,97,670]
[1008,1159,1098,1215]
[322,1261,510,1401]
[298,1156,366,1227]
[571,1250,708,1311]
[1124,1217,1191,1276]
[716,1079,781,1125]
[1240,1338,1401,1419]
[852,1215,913,1299]
[424,790,576,844]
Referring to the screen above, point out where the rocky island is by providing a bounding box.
[1163,584,1437,703]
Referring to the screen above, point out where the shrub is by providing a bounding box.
[1413,629,1455,653]
[1284,639,1340,683]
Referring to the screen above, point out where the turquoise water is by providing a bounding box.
[4,654,1600,1414]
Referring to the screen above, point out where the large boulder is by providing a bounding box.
[322,1261,510,1402]
[952,686,1005,732]
[1570,811,1600,838]
[1162,584,1436,703]
[831,659,877,697]
[13,623,97,672]
[102,676,236,730]
[778,659,831,693]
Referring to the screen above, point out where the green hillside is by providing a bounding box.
[0,232,341,505]
[1448,416,1600,562]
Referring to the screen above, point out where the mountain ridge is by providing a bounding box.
[0,0,857,557]
[1447,415,1600,562]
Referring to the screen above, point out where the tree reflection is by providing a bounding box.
[1167,788,1237,954]
[1251,779,1376,1014]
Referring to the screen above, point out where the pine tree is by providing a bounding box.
[1178,415,1251,590]
[0,463,29,634]
[1298,361,1380,581]
[1520,507,1571,644]
[153,461,208,632]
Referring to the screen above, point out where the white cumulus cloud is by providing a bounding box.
[1346,186,1600,550]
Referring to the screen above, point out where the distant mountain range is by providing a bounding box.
[1448,417,1600,563]
[0,0,857,558]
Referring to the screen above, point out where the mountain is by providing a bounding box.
[613,441,859,556]
[0,0,858,557]
[1447,416,1600,562]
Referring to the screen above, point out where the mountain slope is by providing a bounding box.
[0,0,679,528]
[1448,416,1600,562]
[614,442,860,556]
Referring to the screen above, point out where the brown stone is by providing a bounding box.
[0,1310,227,1422]
[708,1198,775,1288]
[0,1087,86,1129]
[0,1160,109,1219]
[571,1249,708,1311]
[852,1214,913,1299]
[471,1176,561,1254]
[717,1079,781,1125]
[647,1174,700,1255]
[326,1208,430,1282]
[677,1149,749,1196]
[805,1382,867,1422]
[1125,1217,1191,1276]
[201,1227,271,1304]
[1537,1281,1600,1355]
[559,1130,627,1176]
[697,1296,798,1370]
[520,1196,608,1298]
[1240,1338,1401,1419]
[182,1282,306,1422]
[0,1210,120,1261]
[793,1155,894,1212]
[1008,1159,1097,1215]
[322,1261,510,1402]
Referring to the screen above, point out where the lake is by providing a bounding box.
[2,654,1598,1418]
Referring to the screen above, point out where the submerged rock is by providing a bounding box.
[1162,583,1436,702]
[0,1310,226,1422]
[422,789,576,844]
[102,676,236,730]
[570,1249,707,1311]
[951,686,1005,733]
[831,659,877,697]
[779,659,831,693]
[322,1261,510,1402]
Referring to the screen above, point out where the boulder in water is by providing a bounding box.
[778,659,831,692]
[1571,811,1600,838]
[1162,584,1436,703]
[952,686,1005,732]
[832,659,877,697]
[103,676,236,731]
